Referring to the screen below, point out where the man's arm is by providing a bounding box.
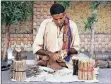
[36,49,53,58]
[68,48,78,55]
[33,19,52,54]
[36,49,61,61]
[69,20,80,55]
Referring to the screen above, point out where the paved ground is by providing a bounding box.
[1,51,111,84]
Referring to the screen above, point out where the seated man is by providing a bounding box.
[33,4,80,70]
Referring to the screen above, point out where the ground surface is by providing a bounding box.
[1,51,111,84]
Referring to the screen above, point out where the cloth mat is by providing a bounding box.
[12,66,99,83]
[11,53,99,82]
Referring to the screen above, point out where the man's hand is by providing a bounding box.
[53,53,62,61]
[49,53,61,61]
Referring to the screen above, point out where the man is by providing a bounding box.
[33,4,80,70]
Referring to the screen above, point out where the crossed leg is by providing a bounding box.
[37,55,67,70]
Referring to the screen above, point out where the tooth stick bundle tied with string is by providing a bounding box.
[11,52,27,81]
[78,59,95,80]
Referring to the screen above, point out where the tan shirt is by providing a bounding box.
[33,18,80,54]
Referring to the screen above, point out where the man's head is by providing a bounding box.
[50,4,66,28]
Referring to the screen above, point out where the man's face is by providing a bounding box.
[52,13,66,28]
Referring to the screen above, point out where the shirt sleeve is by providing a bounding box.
[33,19,50,54]
[70,20,80,52]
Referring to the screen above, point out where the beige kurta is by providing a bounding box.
[33,18,80,68]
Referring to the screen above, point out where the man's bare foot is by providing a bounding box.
[37,60,47,66]
[47,61,62,70]
[58,62,67,68]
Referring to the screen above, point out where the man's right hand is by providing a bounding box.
[49,53,61,61]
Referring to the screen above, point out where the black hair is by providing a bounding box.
[50,4,65,15]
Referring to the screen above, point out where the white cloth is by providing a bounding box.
[33,18,80,68]
[33,18,80,54]
[24,66,99,83]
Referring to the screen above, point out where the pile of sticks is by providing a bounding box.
[11,51,27,81]
[78,59,95,80]
[26,65,39,77]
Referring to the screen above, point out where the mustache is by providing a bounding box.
[58,23,64,28]
[58,21,66,26]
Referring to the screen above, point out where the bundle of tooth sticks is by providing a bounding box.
[11,51,27,81]
[78,59,95,80]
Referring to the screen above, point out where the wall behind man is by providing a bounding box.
[1,1,110,52]
[33,1,111,52]
[66,1,111,34]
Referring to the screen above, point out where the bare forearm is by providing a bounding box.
[36,49,53,57]
[68,48,78,55]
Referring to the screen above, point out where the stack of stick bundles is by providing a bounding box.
[78,59,95,80]
[11,51,27,81]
